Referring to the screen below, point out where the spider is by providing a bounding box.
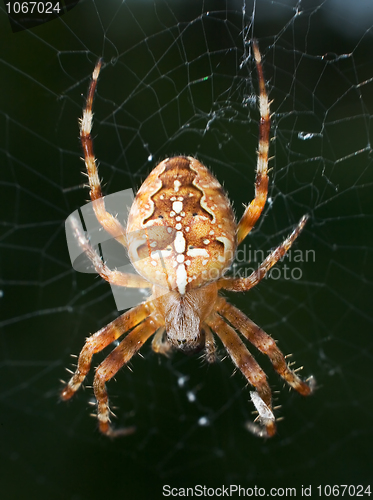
[61,41,314,438]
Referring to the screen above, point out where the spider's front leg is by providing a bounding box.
[236,40,270,245]
[93,317,160,436]
[80,58,128,248]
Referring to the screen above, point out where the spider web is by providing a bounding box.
[1,0,372,498]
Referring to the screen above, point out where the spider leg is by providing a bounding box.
[93,317,159,436]
[203,325,217,364]
[206,313,276,437]
[218,215,308,292]
[216,297,315,396]
[80,59,128,248]
[236,40,270,246]
[151,327,173,357]
[61,302,151,400]
[69,214,151,288]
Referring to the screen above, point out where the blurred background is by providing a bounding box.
[0,0,372,498]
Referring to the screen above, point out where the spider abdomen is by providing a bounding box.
[127,156,236,294]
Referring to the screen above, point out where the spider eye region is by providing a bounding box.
[126,156,237,294]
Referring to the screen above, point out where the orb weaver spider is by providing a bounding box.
[61,41,315,438]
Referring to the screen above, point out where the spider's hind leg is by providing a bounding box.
[61,302,150,401]
[217,297,315,396]
[93,317,159,436]
[206,313,277,438]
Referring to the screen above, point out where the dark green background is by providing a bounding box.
[0,1,372,499]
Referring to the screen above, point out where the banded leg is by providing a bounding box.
[217,297,315,396]
[218,215,308,292]
[237,40,270,245]
[61,303,150,400]
[69,214,151,288]
[206,313,276,437]
[80,59,128,248]
[93,317,159,436]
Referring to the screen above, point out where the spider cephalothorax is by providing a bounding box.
[61,41,314,438]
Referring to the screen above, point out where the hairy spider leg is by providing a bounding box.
[93,317,159,436]
[61,302,151,401]
[218,215,308,292]
[203,325,217,364]
[236,40,270,246]
[206,313,276,437]
[217,297,314,396]
[69,215,151,288]
[80,59,128,248]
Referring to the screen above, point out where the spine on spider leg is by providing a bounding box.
[79,59,104,202]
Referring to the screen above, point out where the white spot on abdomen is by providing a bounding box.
[186,248,209,258]
[172,201,183,213]
[174,231,186,254]
[176,264,187,294]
